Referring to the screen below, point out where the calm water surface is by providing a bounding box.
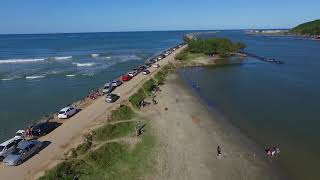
[180,31,320,180]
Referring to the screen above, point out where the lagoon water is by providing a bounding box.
[180,31,320,180]
[0,31,186,142]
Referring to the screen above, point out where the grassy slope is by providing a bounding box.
[39,105,156,180]
[290,19,320,35]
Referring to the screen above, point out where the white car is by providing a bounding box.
[128,71,137,77]
[111,80,122,87]
[58,106,77,119]
[153,64,160,68]
[15,130,26,138]
[0,137,23,161]
[142,70,150,75]
[102,83,115,94]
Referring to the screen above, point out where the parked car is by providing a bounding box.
[31,122,60,136]
[105,94,120,103]
[145,62,152,67]
[3,140,42,166]
[0,137,23,161]
[153,64,160,68]
[149,59,157,63]
[15,130,26,138]
[102,83,115,94]
[142,70,150,75]
[138,65,147,72]
[58,106,77,119]
[111,80,122,87]
[122,75,132,82]
[128,71,137,77]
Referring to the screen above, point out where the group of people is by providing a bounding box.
[265,146,280,158]
[25,127,33,139]
[88,89,102,100]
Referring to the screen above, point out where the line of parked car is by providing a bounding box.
[102,43,185,104]
[0,43,185,167]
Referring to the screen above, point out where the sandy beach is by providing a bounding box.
[143,73,286,180]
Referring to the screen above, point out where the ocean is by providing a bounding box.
[0,31,186,142]
[179,31,320,180]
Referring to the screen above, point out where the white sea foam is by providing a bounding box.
[0,58,45,64]
[53,56,72,60]
[72,62,95,67]
[66,74,76,77]
[1,78,15,81]
[25,75,45,80]
[102,56,111,59]
[91,54,100,58]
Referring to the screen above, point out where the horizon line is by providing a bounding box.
[0,28,290,36]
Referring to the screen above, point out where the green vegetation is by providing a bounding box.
[109,105,135,122]
[142,78,156,96]
[75,141,92,155]
[39,159,93,180]
[176,38,246,61]
[153,64,175,85]
[40,116,156,180]
[290,19,320,35]
[93,121,135,141]
[129,64,175,108]
[129,88,146,109]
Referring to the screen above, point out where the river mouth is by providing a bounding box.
[178,30,320,180]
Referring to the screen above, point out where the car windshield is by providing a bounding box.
[11,148,24,155]
[0,146,4,152]
[59,111,65,114]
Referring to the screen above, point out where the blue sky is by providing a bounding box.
[0,0,319,34]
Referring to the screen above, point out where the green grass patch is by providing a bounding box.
[142,78,156,96]
[175,50,207,61]
[39,123,157,180]
[75,141,92,155]
[110,105,135,122]
[93,121,135,141]
[39,159,93,180]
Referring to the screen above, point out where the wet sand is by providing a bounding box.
[142,73,286,180]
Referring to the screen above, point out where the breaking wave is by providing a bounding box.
[25,75,46,80]
[0,58,45,64]
[72,62,96,67]
[53,56,72,60]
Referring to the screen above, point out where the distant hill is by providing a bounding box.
[290,19,320,35]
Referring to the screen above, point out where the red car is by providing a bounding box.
[122,75,132,82]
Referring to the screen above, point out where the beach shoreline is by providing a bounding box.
[0,44,186,180]
[144,72,286,180]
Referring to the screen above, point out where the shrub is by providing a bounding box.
[142,78,156,96]
[110,105,135,121]
[175,50,188,60]
[75,141,92,155]
[129,88,146,108]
